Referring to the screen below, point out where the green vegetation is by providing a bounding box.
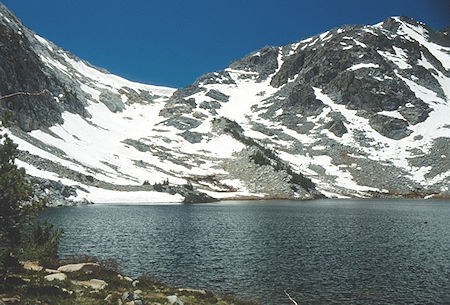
[153,178,170,192]
[0,110,62,282]
[21,220,62,268]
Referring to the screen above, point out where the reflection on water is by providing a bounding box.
[41,199,450,304]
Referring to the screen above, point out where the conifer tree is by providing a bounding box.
[0,110,41,278]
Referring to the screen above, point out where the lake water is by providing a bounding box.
[40,199,450,304]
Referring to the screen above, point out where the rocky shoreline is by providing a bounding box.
[1,260,259,305]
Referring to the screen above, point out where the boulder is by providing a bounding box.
[178,288,208,295]
[44,273,67,282]
[166,295,184,305]
[45,268,60,274]
[20,261,43,272]
[122,291,145,304]
[205,89,230,102]
[180,131,203,144]
[71,279,108,290]
[99,90,125,113]
[57,262,100,273]
[369,114,412,139]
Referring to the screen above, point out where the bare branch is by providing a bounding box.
[284,290,299,305]
[0,89,47,101]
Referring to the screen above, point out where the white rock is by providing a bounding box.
[44,273,67,281]
[166,295,184,305]
[45,268,60,274]
[20,261,43,272]
[71,279,108,290]
[124,276,133,282]
[178,288,207,295]
[57,262,99,273]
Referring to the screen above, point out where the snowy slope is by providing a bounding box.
[1,4,449,204]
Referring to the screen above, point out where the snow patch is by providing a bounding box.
[347,63,379,71]
[35,34,53,51]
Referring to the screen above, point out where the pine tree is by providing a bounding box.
[0,111,42,278]
[0,111,41,249]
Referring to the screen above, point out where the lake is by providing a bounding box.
[40,199,450,304]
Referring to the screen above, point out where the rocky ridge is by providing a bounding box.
[0,1,449,204]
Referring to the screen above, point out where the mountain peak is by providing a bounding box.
[1,5,449,204]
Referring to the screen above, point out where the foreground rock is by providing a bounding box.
[3,260,259,304]
[44,273,67,282]
[71,279,108,290]
[57,262,100,273]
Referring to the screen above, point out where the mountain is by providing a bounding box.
[0,2,449,205]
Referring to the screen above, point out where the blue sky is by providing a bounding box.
[2,0,449,88]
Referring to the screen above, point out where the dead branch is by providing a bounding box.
[0,89,47,100]
[284,290,299,305]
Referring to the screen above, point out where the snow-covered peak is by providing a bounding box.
[1,4,448,204]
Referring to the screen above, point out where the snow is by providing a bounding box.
[215,72,278,124]
[63,55,175,96]
[0,13,11,23]
[377,49,411,69]
[395,17,450,70]
[319,31,330,40]
[377,110,404,120]
[80,84,101,101]
[75,187,184,204]
[39,55,70,75]
[320,31,333,41]
[353,40,367,48]
[363,27,378,36]
[311,155,381,193]
[15,159,60,181]
[15,159,182,204]
[417,53,435,70]
[347,63,379,71]
[35,34,53,51]
[312,87,450,187]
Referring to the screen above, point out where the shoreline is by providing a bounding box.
[48,193,450,207]
[3,260,259,305]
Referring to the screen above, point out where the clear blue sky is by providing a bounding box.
[2,0,449,88]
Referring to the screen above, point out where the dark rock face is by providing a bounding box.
[228,46,279,80]
[163,116,201,130]
[122,139,151,152]
[398,103,431,125]
[180,131,203,144]
[369,114,412,139]
[206,89,229,102]
[285,84,324,116]
[325,117,348,137]
[99,90,125,113]
[0,20,62,131]
[0,4,88,131]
